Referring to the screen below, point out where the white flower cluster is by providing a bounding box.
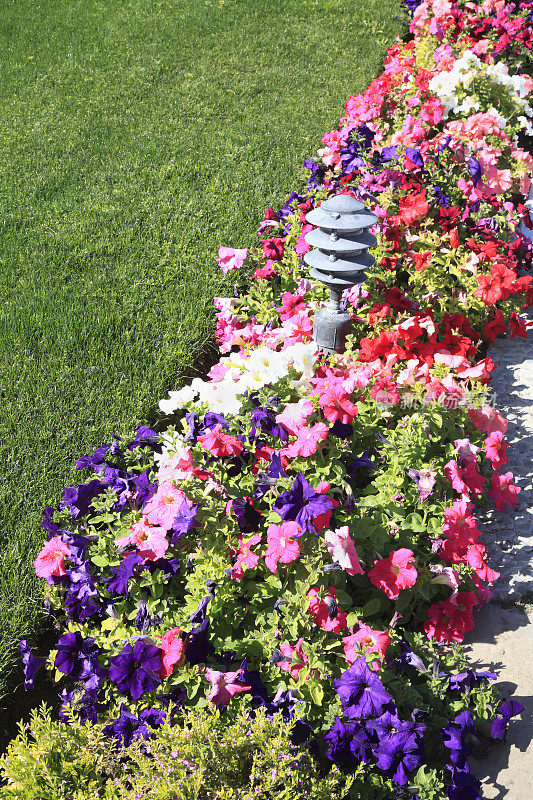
[158,342,319,418]
[429,50,533,132]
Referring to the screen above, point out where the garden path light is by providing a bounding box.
[304,194,377,353]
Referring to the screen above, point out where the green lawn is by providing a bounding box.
[0,0,402,717]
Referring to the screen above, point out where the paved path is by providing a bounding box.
[466,237,533,797]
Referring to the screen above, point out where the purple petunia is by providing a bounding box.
[103,704,152,747]
[184,620,214,666]
[231,497,262,534]
[108,639,162,700]
[446,768,483,800]
[441,669,497,693]
[131,469,157,508]
[107,554,143,596]
[373,724,425,785]
[442,710,475,770]
[491,699,524,740]
[407,468,437,503]
[274,473,333,535]
[55,632,102,689]
[170,498,202,544]
[333,657,393,719]
[19,640,45,691]
[324,715,369,767]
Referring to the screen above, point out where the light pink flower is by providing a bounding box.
[276,399,314,436]
[205,668,250,706]
[264,521,301,572]
[324,526,364,576]
[284,422,329,458]
[277,638,309,679]
[143,482,188,530]
[231,533,262,579]
[115,520,169,561]
[343,624,391,664]
[217,246,248,275]
[34,536,71,579]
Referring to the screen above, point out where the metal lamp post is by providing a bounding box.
[304,194,378,354]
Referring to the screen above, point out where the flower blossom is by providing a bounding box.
[34,536,71,579]
[324,526,364,576]
[264,521,301,572]
[217,246,248,275]
[343,624,391,665]
[205,668,250,706]
[197,424,243,458]
[368,549,418,600]
[307,587,347,633]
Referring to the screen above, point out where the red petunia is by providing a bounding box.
[368,549,418,600]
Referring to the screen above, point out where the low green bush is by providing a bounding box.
[0,703,351,800]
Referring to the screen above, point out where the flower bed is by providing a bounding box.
[6,1,533,798]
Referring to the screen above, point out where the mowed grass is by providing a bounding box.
[0,0,402,710]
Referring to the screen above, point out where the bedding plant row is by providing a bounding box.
[3,1,532,798]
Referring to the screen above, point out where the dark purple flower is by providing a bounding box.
[55,632,101,687]
[103,704,152,747]
[59,479,107,519]
[468,157,482,187]
[333,657,393,719]
[441,669,497,692]
[19,640,44,691]
[388,641,427,674]
[380,146,398,162]
[107,554,143,596]
[491,699,524,740]
[254,452,286,500]
[184,621,214,666]
[446,768,483,800]
[406,147,424,169]
[330,420,353,439]
[171,499,202,544]
[249,408,288,443]
[303,160,325,191]
[129,426,161,453]
[407,468,437,502]
[324,715,369,767]
[279,191,301,219]
[274,473,333,535]
[204,412,229,430]
[134,600,164,633]
[132,469,157,508]
[59,686,100,725]
[231,497,262,534]
[442,711,475,769]
[42,507,61,537]
[108,639,162,700]
[373,721,425,785]
[76,444,109,472]
[139,557,180,582]
[433,185,451,207]
[263,687,298,722]
[190,582,216,625]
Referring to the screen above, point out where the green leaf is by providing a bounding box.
[362,597,381,617]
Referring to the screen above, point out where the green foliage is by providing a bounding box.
[0,0,403,723]
[0,703,352,800]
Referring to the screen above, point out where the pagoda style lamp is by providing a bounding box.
[304,194,378,354]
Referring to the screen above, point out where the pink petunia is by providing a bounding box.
[468,405,508,436]
[115,520,169,561]
[205,668,251,706]
[231,533,262,579]
[319,380,359,424]
[34,536,71,579]
[307,587,347,633]
[442,501,481,540]
[158,629,185,679]
[343,623,391,664]
[484,431,508,470]
[465,544,500,585]
[277,638,309,679]
[217,246,248,276]
[368,549,418,600]
[197,424,243,459]
[489,472,520,511]
[324,526,364,576]
[284,423,329,458]
[143,482,188,530]
[276,399,314,436]
[264,522,301,572]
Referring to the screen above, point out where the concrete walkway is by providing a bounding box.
[465,293,533,797]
